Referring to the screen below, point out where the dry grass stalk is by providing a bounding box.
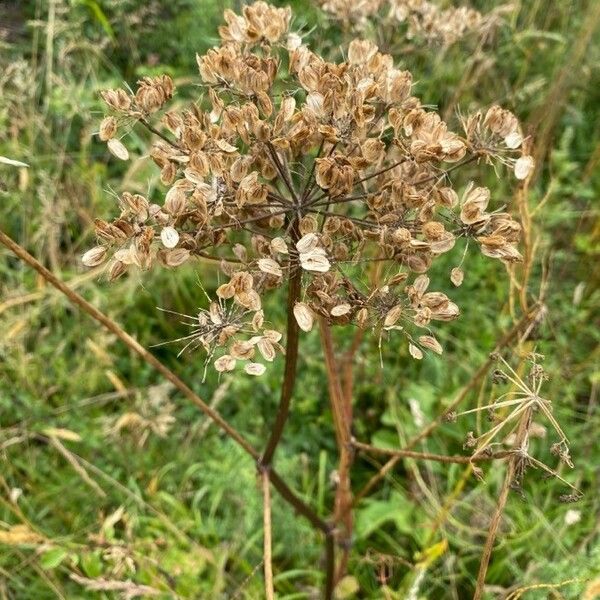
[473,407,532,600]
[261,469,275,600]
[70,573,161,599]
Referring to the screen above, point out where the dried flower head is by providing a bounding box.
[84,2,528,375]
[455,353,578,493]
[320,0,506,48]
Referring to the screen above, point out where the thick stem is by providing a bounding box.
[260,237,302,466]
[318,317,354,584]
[268,469,336,599]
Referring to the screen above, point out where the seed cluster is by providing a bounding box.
[320,0,501,47]
[84,1,533,375]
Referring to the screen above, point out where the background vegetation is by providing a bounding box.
[1,0,599,598]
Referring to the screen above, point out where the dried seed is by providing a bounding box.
[82,246,107,267]
[293,302,314,332]
[514,155,534,180]
[257,338,276,362]
[258,258,282,277]
[99,116,117,141]
[450,267,464,287]
[107,138,129,161]
[215,355,236,372]
[418,335,443,354]
[270,237,288,254]
[160,226,179,249]
[409,343,423,360]
[296,233,319,254]
[331,303,351,317]
[245,362,266,376]
[164,248,190,267]
[384,305,403,327]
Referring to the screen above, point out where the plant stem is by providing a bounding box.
[352,440,512,464]
[260,224,302,467]
[261,469,275,600]
[318,316,354,584]
[473,407,532,599]
[266,142,298,204]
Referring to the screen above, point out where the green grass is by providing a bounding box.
[1,0,599,598]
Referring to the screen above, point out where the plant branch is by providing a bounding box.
[352,439,512,464]
[301,138,325,202]
[266,142,298,204]
[473,407,532,600]
[260,223,302,467]
[139,118,183,152]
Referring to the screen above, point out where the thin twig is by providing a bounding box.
[48,436,107,498]
[266,142,298,204]
[352,439,512,464]
[139,118,183,152]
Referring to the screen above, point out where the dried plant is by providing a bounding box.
[318,0,507,47]
[85,1,532,378]
[456,353,577,491]
[66,0,550,595]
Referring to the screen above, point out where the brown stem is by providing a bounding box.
[139,118,183,152]
[261,469,275,600]
[473,408,532,600]
[260,225,302,467]
[0,228,335,598]
[318,316,354,584]
[352,440,512,464]
[266,142,298,204]
[341,329,363,419]
[301,138,325,202]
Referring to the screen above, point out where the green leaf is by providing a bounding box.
[355,492,413,540]
[81,551,103,578]
[40,547,68,570]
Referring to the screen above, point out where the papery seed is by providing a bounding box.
[161,226,179,248]
[293,302,314,332]
[245,362,266,376]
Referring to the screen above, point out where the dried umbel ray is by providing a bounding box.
[84,1,533,376]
